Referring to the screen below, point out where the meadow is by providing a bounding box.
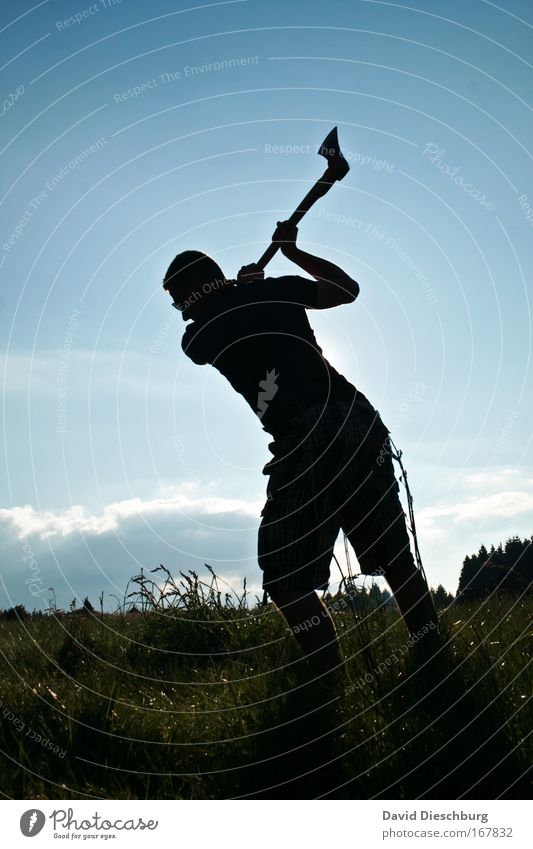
[0,568,531,800]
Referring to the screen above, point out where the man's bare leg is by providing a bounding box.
[267,589,346,685]
[384,559,438,637]
[265,589,348,791]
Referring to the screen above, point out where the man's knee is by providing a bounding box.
[267,587,316,609]
[382,555,421,584]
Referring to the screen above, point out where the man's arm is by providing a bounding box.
[272,220,359,309]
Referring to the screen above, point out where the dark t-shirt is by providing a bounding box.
[181,275,378,437]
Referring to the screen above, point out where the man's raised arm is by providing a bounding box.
[272,220,359,309]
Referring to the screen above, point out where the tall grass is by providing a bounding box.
[0,567,530,799]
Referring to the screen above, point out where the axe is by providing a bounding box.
[256,126,350,270]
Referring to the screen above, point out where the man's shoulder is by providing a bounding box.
[262,273,314,288]
[243,275,318,307]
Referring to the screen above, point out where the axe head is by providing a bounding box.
[318,126,350,181]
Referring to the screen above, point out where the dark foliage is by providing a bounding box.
[457,535,533,598]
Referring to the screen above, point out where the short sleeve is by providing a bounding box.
[255,275,319,308]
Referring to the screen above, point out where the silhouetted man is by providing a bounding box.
[163,221,437,687]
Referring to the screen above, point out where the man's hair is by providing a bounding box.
[162,251,225,299]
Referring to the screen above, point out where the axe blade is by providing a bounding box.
[254,126,351,271]
[318,126,350,181]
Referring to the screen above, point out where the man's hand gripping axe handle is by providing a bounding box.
[255,127,350,270]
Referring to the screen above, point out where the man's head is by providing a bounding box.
[163,251,227,320]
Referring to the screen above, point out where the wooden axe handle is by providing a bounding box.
[255,166,340,271]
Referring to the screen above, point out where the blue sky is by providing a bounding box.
[1,0,532,610]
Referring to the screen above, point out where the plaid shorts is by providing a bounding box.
[258,400,415,594]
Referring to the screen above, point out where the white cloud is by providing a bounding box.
[462,468,521,490]
[420,491,533,524]
[416,514,446,545]
[413,481,533,563]
[0,487,263,541]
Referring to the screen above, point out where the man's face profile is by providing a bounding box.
[172,283,200,320]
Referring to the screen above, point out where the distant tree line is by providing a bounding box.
[457,535,533,599]
[1,536,531,620]
[0,597,95,621]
